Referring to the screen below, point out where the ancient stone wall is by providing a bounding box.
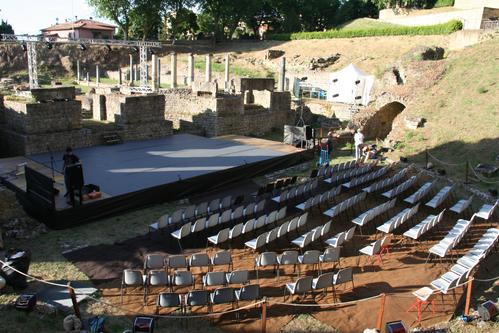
[237,78,275,92]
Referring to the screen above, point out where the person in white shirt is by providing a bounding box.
[354,128,364,160]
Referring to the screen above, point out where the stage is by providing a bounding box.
[0,134,312,229]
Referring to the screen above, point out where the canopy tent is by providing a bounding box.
[327,64,375,106]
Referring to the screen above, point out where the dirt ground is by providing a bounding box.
[63,167,499,333]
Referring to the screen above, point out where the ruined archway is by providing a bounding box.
[361,101,406,139]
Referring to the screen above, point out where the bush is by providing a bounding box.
[267,20,463,41]
[430,0,455,8]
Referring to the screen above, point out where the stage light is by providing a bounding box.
[355,80,361,84]
[21,43,27,52]
[79,43,86,51]
[45,42,53,49]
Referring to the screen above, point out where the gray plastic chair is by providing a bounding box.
[277,250,299,277]
[149,214,169,235]
[191,217,206,233]
[185,290,210,313]
[298,250,321,275]
[229,223,244,240]
[235,284,260,302]
[266,210,278,225]
[183,205,196,221]
[231,206,244,221]
[242,219,255,234]
[244,202,256,217]
[170,210,183,226]
[196,202,208,217]
[170,222,192,251]
[221,195,232,210]
[121,269,144,303]
[167,255,188,274]
[146,270,169,304]
[332,267,354,302]
[255,252,278,281]
[319,247,341,272]
[189,253,210,273]
[219,209,232,225]
[210,287,235,309]
[205,212,220,229]
[226,270,250,285]
[312,272,334,296]
[203,271,227,288]
[211,250,232,271]
[156,292,182,315]
[207,228,230,246]
[172,270,194,290]
[255,200,266,214]
[144,253,165,272]
[284,276,313,302]
[208,198,221,213]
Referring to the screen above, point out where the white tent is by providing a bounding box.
[327,64,375,106]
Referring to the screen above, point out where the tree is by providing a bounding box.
[87,0,133,39]
[161,0,197,40]
[367,0,425,9]
[129,0,163,39]
[0,20,14,34]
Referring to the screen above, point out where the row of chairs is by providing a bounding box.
[426,185,454,209]
[143,251,233,275]
[363,168,408,193]
[342,166,390,189]
[404,181,435,205]
[255,176,298,197]
[272,179,319,204]
[325,162,377,185]
[149,195,236,234]
[403,210,446,241]
[171,200,266,249]
[383,175,418,199]
[377,203,420,234]
[291,220,331,249]
[325,226,356,248]
[429,228,499,298]
[295,185,342,211]
[352,198,397,233]
[316,160,358,179]
[449,195,474,215]
[324,192,368,218]
[254,250,343,280]
[358,236,390,269]
[427,216,474,261]
[155,285,261,315]
[284,267,354,302]
[207,207,288,246]
[245,213,309,250]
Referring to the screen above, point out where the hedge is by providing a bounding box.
[267,20,463,41]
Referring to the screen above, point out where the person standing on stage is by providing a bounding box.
[62,147,80,197]
[354,128,364,161]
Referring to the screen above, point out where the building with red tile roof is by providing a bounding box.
[41,19,116,39]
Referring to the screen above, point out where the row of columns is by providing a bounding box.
[75,53,287,92]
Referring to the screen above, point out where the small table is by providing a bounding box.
[406,287,436,323]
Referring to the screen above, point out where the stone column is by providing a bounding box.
[129,54,133,83]
[134,64,138,83]
[96,65,100,86]
[151,54,157,91]
[76,60,80,83]
[224,53,230,90]
[157,58,161,88]
[188,53,194,86]
[278,56,286,92]
[171,52,177,88]
[205,53,212,82]
[86,72,90,86]
[118,67,122,86]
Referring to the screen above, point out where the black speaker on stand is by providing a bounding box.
[66,163,84,206]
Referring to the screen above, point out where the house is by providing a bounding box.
[41,19,116,39]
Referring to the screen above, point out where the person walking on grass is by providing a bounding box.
[354,128,364,161]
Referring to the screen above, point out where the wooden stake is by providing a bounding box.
[67,282,81,320]
[376,293,386,331]
[261,297,267,333]
[464,277,474,316]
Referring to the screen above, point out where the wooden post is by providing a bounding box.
[376,293,386,332]
[261,297,267,333]
[464,277,473,316]
[67,282,81,320]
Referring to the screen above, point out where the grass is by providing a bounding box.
[267,20,462,40]
[193,60,273,78]
[387,38,499,191]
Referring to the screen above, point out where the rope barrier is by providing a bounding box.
[268,293,382,307]
[473,275,499,282]
[426,151,466,167]
[468,162,499,184]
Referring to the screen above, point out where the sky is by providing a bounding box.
[0,0,115,35]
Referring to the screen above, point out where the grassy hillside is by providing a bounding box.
[388,38,499,190]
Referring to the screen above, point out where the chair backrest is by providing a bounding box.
[184,205,196,221]
[168,255,187,269]
[322,247,340,262]
[277,222,290,238]
[300,250,320,264]
[179,222,192,238]
[211,251,232,266]
[230,223,244,239]
[331,231,346,247]
[266,228,278,244]
[204,271,226,286]
[196,202,208,216]
[171,210,183,225]
[254,215,267,230]
[191,217,206,233]
[277,207,287,220]
[237,284,260,301]
[242,219,255,234]
[215,228,230,244]
[279,190,288,203]
[209,198,221,213]
[321,220,332,237]
[293,276,313,294]
[256,252,278,267]
[189,253,210,268]
[244,202,256,216]
[255,199,266,213]
[148,270,169,286]
[298,212,309,228]
[266,211,277,225]
[211,287,235,304]
[227,270,249,285]
[219,209,232,224]
[311,228,321,242]
[279,250,299,265]
[287,217,299,233]
[173,270,193,286]
[157,214,169,229]
[299,231,313,248]
[157,292,181,307]
[123,269,142,286]
[144,253,165,270]
[206,213,220,228]
[185,290,209,306]
[335,267,353,285]
[314,272,334,290]
[371,238,384,254]
[253,233,268,249]
[232,206,244,220]
[345,226,356,242]
[221,195,232,209]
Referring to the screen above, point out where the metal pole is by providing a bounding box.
[157,57,161,88]
[139,45,148,87]
[188,53,194,86]
[205,54,212,82]
[96,65,99,86]
[464,277,473,316]
[151,54,157,91]
[171,52,177,88]
[224,53,230,90]
[76,60,80,83]
[129,54,133,84]
[278,57,286,92]
[67,283,81,320]
[261,298,267,333]
[376,293,386,332]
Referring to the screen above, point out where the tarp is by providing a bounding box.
[327,63,375,106]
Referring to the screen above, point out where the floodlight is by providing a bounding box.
[79,43,86,51]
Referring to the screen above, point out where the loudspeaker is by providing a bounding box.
[478,300,498,321]
[133,316,154,333]
[385,321,407,333]
[15,294,37,311]
[67,163,84,190]
[304,125,313,140]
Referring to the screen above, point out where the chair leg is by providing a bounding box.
[120,284,124,304]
